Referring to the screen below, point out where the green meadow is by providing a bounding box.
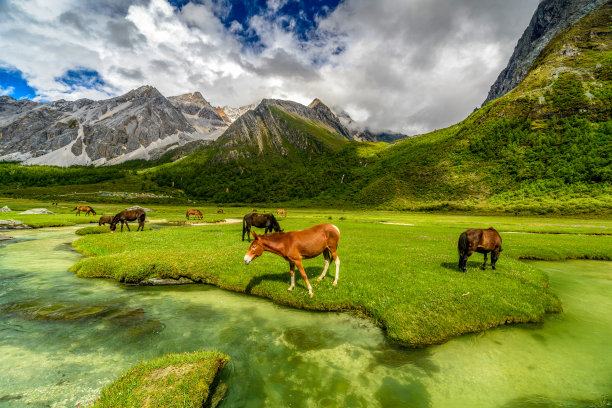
[2,199,610,345]
[29,203,605,347]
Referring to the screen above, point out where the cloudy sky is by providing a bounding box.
[0,0,539,134]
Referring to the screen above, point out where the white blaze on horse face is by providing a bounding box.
[244,254,252,265]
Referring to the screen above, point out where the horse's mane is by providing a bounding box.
[261,231,286,240]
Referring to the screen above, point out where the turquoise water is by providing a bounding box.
[0,227,610,407]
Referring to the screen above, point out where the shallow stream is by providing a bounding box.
[0,227,610,407]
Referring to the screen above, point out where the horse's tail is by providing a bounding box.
[458,232,468,257]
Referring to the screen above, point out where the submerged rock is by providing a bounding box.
[139,278,195,286]
[18,208,55,215]
[0,233,14,240]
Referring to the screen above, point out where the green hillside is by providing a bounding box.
[147,2,611,214]
[1,3,611,214]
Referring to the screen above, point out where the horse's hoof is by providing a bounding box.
[317,277,322,282]
[309,293,314,298]
[332,282,337,286]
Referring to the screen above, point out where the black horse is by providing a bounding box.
[458,227,503,273]
[242,213,282,241]
[110,208,146,233]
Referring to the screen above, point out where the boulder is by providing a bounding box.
[0,219,31,229]
[125,206,155,213]
[18,208,55,215]
[0,206,11,212]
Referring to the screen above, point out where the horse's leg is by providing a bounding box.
[462,251,472,273]
[317,249,331,282]
[491,251,499,270]
[125,221,131,232]
[333,253,340,286]
[481,253,488,270]
[295,260,313,298]
[288,263,296,292]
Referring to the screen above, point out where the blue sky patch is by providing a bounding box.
[56,68,107,92]
[0,66,37,99]
[169,0,343,48]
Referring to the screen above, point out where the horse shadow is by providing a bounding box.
[440,261,486,272]
[245,266,322,294]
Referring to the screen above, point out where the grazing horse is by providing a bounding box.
[217,208,224,214]
[242,213,282,241]
[458,227,503,273]
[277,209,287,217]
[186,209,203,220]
[244,223,340,298]
[110,209,146,233]
[98,215,113,226]
[72,206,96,216]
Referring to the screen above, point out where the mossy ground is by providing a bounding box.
[69,205,612,347]
[90,351,228,408]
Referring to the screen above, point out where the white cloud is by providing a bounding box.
[0,85,15,96]
[0,0,539,134]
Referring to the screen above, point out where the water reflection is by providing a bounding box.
[0,227,610,407]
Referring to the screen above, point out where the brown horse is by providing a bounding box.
[217,208,224,214]
[98,215,113,226]
[277,209,287,217]
[72,205,96,216]
[244,223,340,298]
[110,209,146,233]
[458,227,503,273]
[242,213,282,241]
[186,209,203,220]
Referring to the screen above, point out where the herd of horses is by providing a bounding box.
[72,205,502,297]
[73,206,146,233]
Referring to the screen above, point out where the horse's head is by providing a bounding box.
[109,221,117,233]
[273,222,283,233]
[91,210,97,216]
[244,231,264,265]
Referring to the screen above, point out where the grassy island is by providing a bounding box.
[70,208,612,347]
[90,351,229,408]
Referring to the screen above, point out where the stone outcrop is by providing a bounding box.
[483,0,608,105]
[0,219,31,229]
[125,206,155,212]
[18,208,55,214]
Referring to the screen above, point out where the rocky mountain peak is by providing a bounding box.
[125,85,162,99]
[483,0,608,105]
